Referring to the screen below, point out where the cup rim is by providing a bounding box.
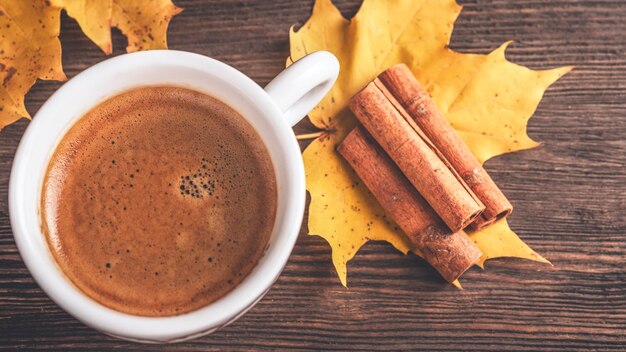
[9,50,305,342]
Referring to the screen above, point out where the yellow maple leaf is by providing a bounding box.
[0,0,181,128]
[52,0,182,54]
[51,0,113,53]
[290,0,571,286]
[111,0,182,52]
[0,0,66,127]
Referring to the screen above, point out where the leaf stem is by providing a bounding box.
[296,131,324,140]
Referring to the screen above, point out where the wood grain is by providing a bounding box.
[1,0,625,350]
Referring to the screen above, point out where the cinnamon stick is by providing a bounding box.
[378,64,512,229]
[349,82,484,232]
[338,127,482,282]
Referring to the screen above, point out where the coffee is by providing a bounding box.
[41,86,277,317]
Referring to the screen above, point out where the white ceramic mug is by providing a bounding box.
[9,50,339,343]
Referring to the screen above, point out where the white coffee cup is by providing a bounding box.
[9,50,339,343]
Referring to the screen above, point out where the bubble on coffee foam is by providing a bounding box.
[177,157,228,199]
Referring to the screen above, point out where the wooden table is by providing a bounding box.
[1,0,624,350]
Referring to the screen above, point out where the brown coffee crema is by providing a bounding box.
[41,86,277,316]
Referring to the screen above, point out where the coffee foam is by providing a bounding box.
[41,86,277,316]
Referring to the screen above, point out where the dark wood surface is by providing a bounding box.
[1,0,625,350]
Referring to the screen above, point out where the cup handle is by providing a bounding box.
[264,51,339,127]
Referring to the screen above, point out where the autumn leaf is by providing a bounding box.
[52,0,182,54]
[0,0,181,129]
[111,0,182,53]
[51,0,113,53]
[290,0,571,286]
[0,0,65,128]
[53,0,182,54]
